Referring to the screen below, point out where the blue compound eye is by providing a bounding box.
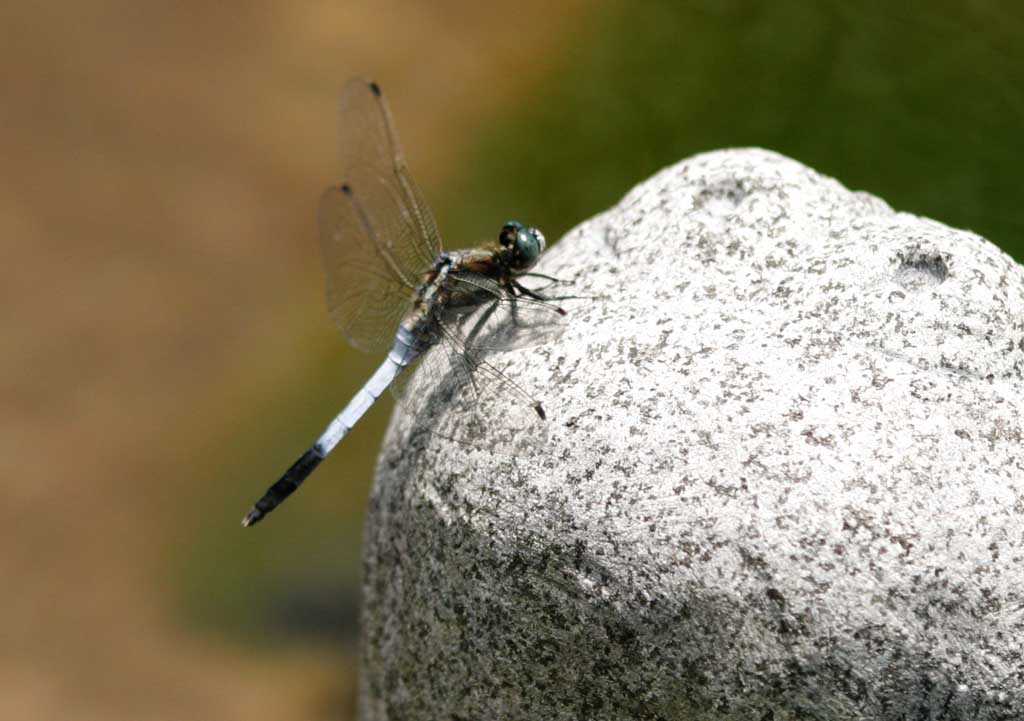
[526,227,545,255]
[516,226,542,263]
[514,226,544,270]
[499,221,545,270]
[499,221,523,249]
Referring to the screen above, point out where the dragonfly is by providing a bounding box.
[242,78,570,527]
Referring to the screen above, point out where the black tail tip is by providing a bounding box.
[369,80,381,96]
[534,402,546,420]
[241,507,263,528]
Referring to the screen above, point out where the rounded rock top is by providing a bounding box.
[362,148,1024,721]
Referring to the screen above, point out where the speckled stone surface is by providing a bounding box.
[359,149,1024,721]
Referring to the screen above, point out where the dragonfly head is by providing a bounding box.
[499,221,546,272]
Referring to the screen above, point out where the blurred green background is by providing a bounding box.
[4,1,1022,719]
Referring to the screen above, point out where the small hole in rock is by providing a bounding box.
[895,246,950,287]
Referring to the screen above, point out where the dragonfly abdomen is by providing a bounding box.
[241,327,421,527]
[316,327,420,454]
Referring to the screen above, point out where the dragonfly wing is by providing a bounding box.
[390,326,461,409]
[319,186,416,352]
[320,78,442,353]
[444,272,569,353]
[391,323,548,448]
[391,272,566,444]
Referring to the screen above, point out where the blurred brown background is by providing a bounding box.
[4,1,1022,719]
[1,2,585,719]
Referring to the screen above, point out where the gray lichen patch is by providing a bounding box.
[361,149,1024,721]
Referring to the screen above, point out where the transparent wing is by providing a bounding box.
[319,186,416,352]
[388,271,567,449]
[389,328,466,414]
[391,322,552,451]
[388,271,566,405]
[444,272,568,353]
[320,78,442,353]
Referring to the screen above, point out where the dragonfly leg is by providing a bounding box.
[510,279,579,309]
[521,271,564,281]
[518,271,570,291]
[511,279,551,302]
[513,278,598,304]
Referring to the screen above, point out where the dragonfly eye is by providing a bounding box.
[512,226,544,270]
[499,221,544,270]
[528,227,546,254]
[499,221,522,249]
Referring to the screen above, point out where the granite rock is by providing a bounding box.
[360,149,1024,721]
